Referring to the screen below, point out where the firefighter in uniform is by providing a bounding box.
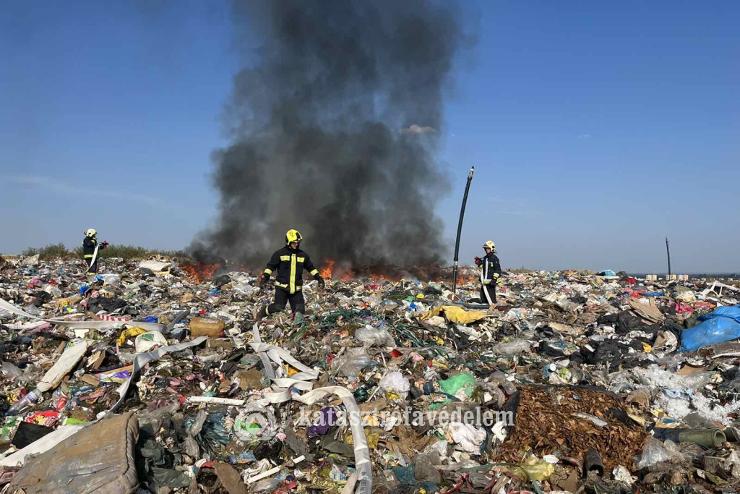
[82,228,108,274]
[475,240,501,306]
[255,229,325,321]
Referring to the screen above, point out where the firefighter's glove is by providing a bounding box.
[474,256,482,266]
[316,276,326,290]
[259,274,269,288]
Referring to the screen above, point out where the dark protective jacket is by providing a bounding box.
[82,237,98,259]
[480,252,501,283]
[263,246,320,294]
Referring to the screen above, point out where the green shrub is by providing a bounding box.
[100,244,182,259]
[23,243,182,260]
[22,243,74,259]
[508,267,534,273]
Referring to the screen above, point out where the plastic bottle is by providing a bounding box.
[52,388,69,411]
[6,389,41,416]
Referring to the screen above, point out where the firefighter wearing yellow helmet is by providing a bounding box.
[476,240,501,306]
[255,229,325,321]
[82,228,108,274]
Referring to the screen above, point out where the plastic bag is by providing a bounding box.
[97,274,121,286]
[355,325,395,347]
[233,405,277,445]
[446,422,486,453]
[423,306,488,325]
[636,438,685,469]
[134,331,168,353]
[518,454,555,481]
[680,305,740,351]
[439,373,476,400]
[234,283,259,298]
[495,340,531,355]
[308,407,338,437]
[43,285,63,298]
[379,371,410,399]
[334,347,374,380]
[1,361,24,379]
[116,327,148,347]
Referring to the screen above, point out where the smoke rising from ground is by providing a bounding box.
[192,0,463,269]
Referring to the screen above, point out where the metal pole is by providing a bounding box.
[665,237,672,277]
[452,166,475,295]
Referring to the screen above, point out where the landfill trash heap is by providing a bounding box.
[0,255,739,493]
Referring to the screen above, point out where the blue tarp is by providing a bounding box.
[598,270,617,277]
[644,291,665,297]
[680,305,740,352]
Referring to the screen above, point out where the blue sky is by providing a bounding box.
[1,1,738,272]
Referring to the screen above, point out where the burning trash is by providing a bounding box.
[181,261,221,284]
[1,251,740,493]
[2,0,738,493]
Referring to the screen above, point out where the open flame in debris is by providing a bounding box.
[181,262,220,283]
[319,259,336,279]
[317,259,478,284]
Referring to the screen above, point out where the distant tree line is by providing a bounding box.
[22,243,182,260]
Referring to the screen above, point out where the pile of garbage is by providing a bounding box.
[1,255,739,493]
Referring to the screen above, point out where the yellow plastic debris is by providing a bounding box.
[422,306,488,325]
[346,429,380,448]
[362,415,381,428]
[519,454,555,481]
[116,327,148,347]
[627,412,647,426]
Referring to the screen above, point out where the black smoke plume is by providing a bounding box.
[192,0,463,270]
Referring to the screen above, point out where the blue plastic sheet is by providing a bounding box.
[644,291,664,297]
[680,305,740,352]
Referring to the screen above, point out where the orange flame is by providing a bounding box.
[369,273,398,282]
[316,260,477,284]
[182,262,219,283]
[320,259,336,279]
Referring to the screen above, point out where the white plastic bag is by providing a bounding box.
[134,331,168,353]
[637,438,685,469]
[333,347,374,380]
[355,325,395,347]
[447,422,486,454]
[378,371,410,399]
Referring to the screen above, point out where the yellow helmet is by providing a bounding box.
[483,240,495,251]
[85,228,97,238]
[285,229,303,244]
